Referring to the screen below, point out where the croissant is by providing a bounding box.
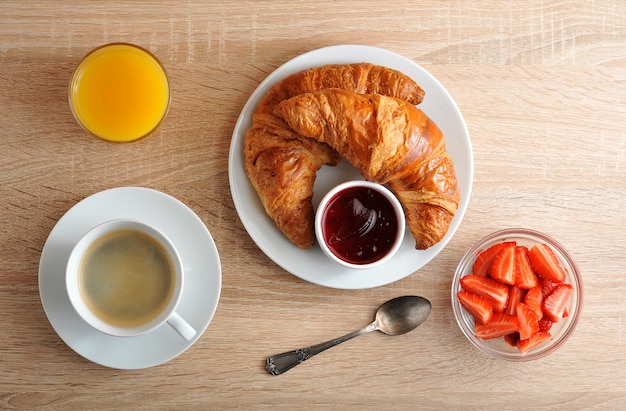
[273,88,460,249]
[244,63,425,248]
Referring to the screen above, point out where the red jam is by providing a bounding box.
[321,186,399,265]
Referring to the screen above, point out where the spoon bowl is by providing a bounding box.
[375,295,431,336]
[265,295,431,375]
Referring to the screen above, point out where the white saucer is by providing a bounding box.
[38,187,222,369]
[228,45,473,289]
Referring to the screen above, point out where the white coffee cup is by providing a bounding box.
[66,219,196,341]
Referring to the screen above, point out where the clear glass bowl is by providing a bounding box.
[451,228,583,361]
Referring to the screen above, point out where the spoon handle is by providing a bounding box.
[265,322,377,375]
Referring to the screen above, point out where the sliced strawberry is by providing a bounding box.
[457,291,493,325]
[514,246,538,289]
[517,331,551,353]
[543,283,573,322]
[504,285,525,316]
[472,242,510,277]
[475,313,520,340]
[538,317,554,333]
[524,285,544,320]
[540,277,561,298]
[489,242,516,285]
[527,243,566,283]
[460,275,510,313]
[504,332,520,347]
[516,302,539,340]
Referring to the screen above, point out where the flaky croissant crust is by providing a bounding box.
[274,88,460,249]
[244,63,425,248]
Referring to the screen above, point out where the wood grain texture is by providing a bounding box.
[1,0,625,409]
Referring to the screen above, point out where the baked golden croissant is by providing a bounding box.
[274,88,460,249]
[244,63,425,248]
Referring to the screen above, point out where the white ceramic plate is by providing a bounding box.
[38,187,221,369]
[228,45,473,289]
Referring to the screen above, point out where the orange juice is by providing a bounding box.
[69,43,170,142]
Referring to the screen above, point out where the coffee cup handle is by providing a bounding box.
[166,312,196,341]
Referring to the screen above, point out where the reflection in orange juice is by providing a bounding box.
[69,43,170,142]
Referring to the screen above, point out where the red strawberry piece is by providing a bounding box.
[489,242,516,285]
[516,302,539,340]
[540,277,560,298]
[458,291,493,325]
[472,242,510,277]
[504,332,520,347]
[543,283,573,322]
[527,243,566,283]
[517,331,551,353]
[538,317,554,333]
[460,274,510,313]
[524,285,544,320]
[514,246,538,289]
[475,313,520,340]
[504,285,525,316]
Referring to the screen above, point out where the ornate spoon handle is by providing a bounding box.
[265,322,377,375]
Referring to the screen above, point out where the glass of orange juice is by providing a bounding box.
[69,43,171,142]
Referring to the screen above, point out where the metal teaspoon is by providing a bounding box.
[265,295,432,375]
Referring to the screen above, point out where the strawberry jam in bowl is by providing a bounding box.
[315,180,405,270]
[451,228,583,361]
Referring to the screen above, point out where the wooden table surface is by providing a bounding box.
[1,1,625,409]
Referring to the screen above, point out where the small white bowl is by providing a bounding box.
[315,180,405,270]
